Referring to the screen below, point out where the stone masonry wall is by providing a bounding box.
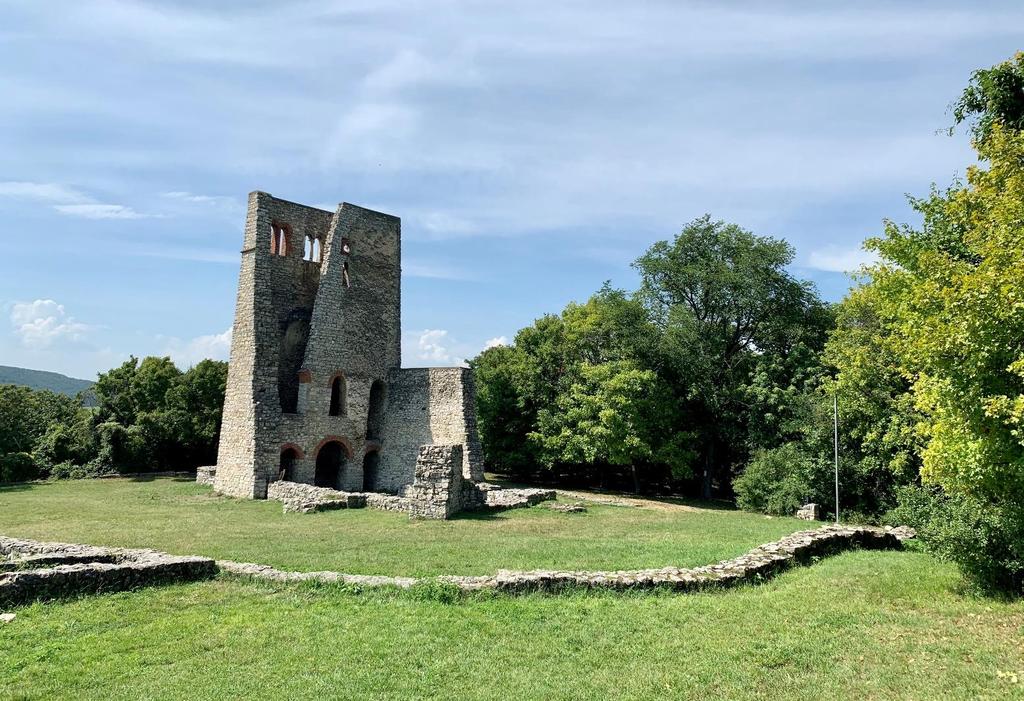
[211,191,483,502]
[0,536,218,607]
[214,193,403,499]
[217,525,915,593]
[377,368,485,493]
[404,445,465,519]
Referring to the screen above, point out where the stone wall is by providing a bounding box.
[218,525,916,593]
[377,368,485,493]
[0,536,218,607]
[261,453,553,519]
[404,445,464,519]
[266,480,366,512]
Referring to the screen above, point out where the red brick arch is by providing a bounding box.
[364,440,381,455]
[314,435,353,460]
[279,442,305,459]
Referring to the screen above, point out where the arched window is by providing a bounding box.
[312,238,322,262]
[303,235,313,261]
[329,374,346,416]
[271,222,291,256]
[366,379,385,440]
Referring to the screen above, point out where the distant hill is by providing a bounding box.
[0,365,94,399]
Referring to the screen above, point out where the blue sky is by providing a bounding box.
[1,1,1021,379]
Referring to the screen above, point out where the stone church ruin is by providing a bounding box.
[199,192,551,518]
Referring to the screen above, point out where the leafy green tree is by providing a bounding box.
[471,344,539,478]
[532,361,693,492]
[131,356,182,415]
[633,215,820,497]
[93,357,140,426]
[0,385,79,457]
[734,443,819,516]
[868,126,1024,505]
[951,51,1024,145]
[163,359,228,467]
[837,122,1024,591]
[472,286,660,484]
[89,356,227,473]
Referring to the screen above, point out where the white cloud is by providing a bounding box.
[363,48,479,94]
[0,181,90,203]
[415,329,455,364]
[0,181,154,219]
[9,299,91,348]
[806,246,879,273]
[53,203,150,220]
[484,336,508,350]
[402,261,476,281]
[160,328,232,368]
[417,211,480,238]
[161,191,241,211]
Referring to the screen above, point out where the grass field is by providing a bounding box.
[0,478,810,576]
[2,552,1022,699]
[1,478,1022,700]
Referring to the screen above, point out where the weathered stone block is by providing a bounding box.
[195,465,216,486]
[796,503,821,521]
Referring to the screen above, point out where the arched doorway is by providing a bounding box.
[362,449,380,492]
[278,446,300,482]
[315,441,348,489]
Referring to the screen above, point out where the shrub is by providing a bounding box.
[734,444,819,516]
[886,486,1024,595]
[94,421,151,472]
[47,460,88,480]
[0,452,39,483]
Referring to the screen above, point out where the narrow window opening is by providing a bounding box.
[342,261,350,288]
[312,238,322,262]
[329,374,346,416]
[366,380,385,440]
[271,222,291,256]
[303,235,313,261]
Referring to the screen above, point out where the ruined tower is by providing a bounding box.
[211,191,483,500]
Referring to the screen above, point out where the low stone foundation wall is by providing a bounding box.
[2,526,915,603]
[483,487,556,510]
[219,525,915,593]
[0,536,218,607]
[443,525,914,593]
[264,445,555,519]
[267,481,367,513]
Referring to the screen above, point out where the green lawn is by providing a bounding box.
[0,478,809,576]
[2,551,1022,700]
[2,478,1021,700]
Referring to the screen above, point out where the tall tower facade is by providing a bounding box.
[213,191,482,500]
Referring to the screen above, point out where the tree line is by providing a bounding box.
[0,357,226,482]
[471,53,1024,594]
